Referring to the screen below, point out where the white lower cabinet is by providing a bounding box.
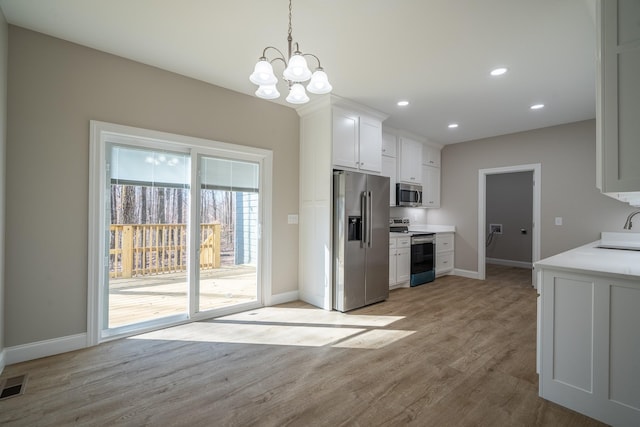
[435,233,454,276]
[389,236,410,288]
[538,268,640,426]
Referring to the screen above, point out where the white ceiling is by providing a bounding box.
[0,0,597,145]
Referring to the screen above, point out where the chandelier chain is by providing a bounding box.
[288,0,293,41]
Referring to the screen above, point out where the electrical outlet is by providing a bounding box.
[489,224,502,234]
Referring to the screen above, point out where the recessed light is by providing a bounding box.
[530,103,545,110]
[397,100,409,107]
[490,67,508,76]
[448,123,459,129]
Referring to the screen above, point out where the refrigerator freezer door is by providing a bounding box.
[333,171,366,312]
[365,174,390,305]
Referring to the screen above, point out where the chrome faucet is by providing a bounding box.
[623,210,640,230]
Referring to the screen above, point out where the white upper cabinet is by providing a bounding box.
[358,115,383,173]
[381,155,397,206]
[422,144,441,167]
[422,165,440,208]
[398,137,422,184]
[382,132,397,157]
[597,0,640,205]
[332,106,382,174]
[332,107,359,170]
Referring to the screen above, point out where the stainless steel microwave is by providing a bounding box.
[396,183,423,207]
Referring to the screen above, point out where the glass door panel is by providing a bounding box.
[198,156,259,312]
[106,144,191,329]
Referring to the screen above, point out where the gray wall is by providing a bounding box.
[0,10,7,362]
[428,119,634,273]
[486,171,533,263]
[5,26,300,347]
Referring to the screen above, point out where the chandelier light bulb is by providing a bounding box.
[283,53,312,82]
[286,83,310,104]
[255,84,281,100]
[307,69,333,94]
[249,59,277,86]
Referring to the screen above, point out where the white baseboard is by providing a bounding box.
[0,348,5,374]
[454,269,481,280]
[486,258,532,269]
[269,290,299,306]
[5,333,88,365]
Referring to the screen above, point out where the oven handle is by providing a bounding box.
[411,236,435,245]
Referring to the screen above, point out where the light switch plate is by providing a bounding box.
[288,214,299,224]
[555,217,563,226]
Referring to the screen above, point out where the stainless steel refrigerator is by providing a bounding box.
[333,170,390,312]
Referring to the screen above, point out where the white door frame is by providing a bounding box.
[478,164,540,287]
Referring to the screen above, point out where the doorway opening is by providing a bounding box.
[478,164,540,287]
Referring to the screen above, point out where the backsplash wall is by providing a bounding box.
[390,207,429,224]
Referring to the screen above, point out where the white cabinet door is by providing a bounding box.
[422,165,440,208]
[389,239,397,286]
[358,115,382,173]
[382,132,397,157]
[539,268,640,426]
[422,144,441,167]
[435,232,454,276]
[381,155,397,206]
[396,247,411,283]
[597,0,640,194]
[332,107,359,170]
[398,137,422,184]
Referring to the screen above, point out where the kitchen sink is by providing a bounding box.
[597,231,640,251]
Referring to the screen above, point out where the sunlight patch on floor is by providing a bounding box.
[132,322,366,347]
[217,307,405,327]
[129,306,415,349]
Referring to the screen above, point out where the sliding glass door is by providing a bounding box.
[106,144,191,330]
[89,122,270,342]
[197,156,259,312]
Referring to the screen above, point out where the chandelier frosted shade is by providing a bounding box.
[307,69,332,94]
[249,59,277,86]
[283,53,312,82]
[286,83,310,104]
[255,84,281,99]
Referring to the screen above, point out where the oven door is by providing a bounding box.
[410,235,435,286]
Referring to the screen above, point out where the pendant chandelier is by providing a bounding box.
[249,0,332,105]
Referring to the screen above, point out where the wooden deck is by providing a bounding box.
[109,265,257,327]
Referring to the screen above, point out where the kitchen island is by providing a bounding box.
[535,241,640,427]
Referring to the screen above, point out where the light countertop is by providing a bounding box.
[408,224,456,233]
[535,241,640,279]
[389,224,456,238]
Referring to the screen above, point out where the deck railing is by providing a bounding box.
[109,223,221,278]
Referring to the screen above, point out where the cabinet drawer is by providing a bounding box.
[436,251,454,272]
[397,237,411,248]
[389,238,396,249]
[436,233,454,253]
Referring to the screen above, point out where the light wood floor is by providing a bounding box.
[0,265,606,426]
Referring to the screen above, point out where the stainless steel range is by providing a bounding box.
[390,218,436,286]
